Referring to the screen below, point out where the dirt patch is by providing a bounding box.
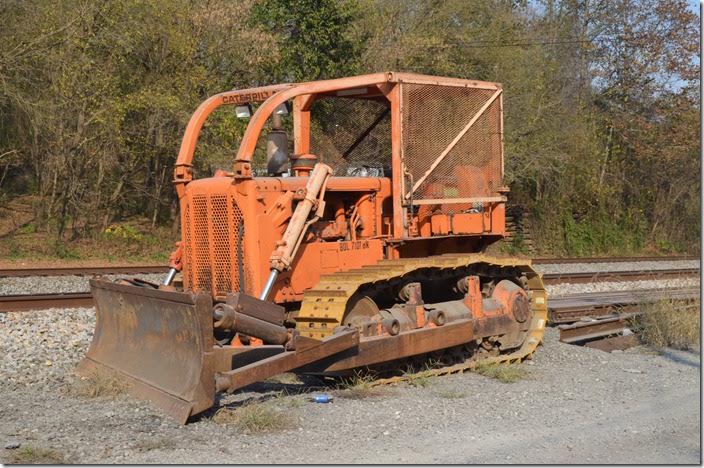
[132,437,177,452]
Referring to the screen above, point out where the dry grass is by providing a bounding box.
[631,299,700,351]
[283,395,306,408]
[133,438,177,452]
[473,361,527,383]
[212,401,295,433]
[401,360,444,388]
[405,373,431,388]
[264,373,303,385]
[3,445,66,464]
[337,372,386,400]
[66,371,128,398]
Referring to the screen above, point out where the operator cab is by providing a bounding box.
[235,90,392,180]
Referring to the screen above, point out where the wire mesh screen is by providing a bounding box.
[310,97,391,177]
[401,84,503,204]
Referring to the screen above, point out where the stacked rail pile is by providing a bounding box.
[548,279,699,351]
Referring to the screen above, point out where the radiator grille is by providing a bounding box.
[182,193,244,297]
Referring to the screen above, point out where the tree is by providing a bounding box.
[250,0,359,81]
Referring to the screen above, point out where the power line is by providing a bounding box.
[385,37,592,50]
[454,39,592,48]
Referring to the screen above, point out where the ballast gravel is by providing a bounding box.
[545,277,699,298]
[0,307,95,389]
[534,259,700,275]
[0,273,167,296]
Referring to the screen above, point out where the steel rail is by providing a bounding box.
[0,265,168,278]
[532,255,698,265]
[552,287,700,348]
[549,287,700,324]
[0,266,699,313]
[558,314,634,343]
[540,267,699,285]
[1,292,94,312]
[0,256,697,278]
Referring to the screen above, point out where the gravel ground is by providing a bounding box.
[0,260,700,463]
[0,274,167,295]
[0,307,701,464]
[0,308,95,389]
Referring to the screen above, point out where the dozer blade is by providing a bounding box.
[78,278,215,424]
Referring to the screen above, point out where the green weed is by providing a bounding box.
[473,361,527,383]
[337,372,385,399]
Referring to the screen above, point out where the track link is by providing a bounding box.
[296,253,548,370]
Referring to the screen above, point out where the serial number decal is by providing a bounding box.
[339,240,370,252]
[222,91,275,105]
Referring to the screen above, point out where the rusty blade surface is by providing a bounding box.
[78,279,215,424]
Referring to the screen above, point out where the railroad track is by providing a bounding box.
[549,287,700,324]
[1,258,699,313]
[0,265,167,277]
[0,292,93,311]
[551,287,700,351]
[0,255,697,278]
[540,267,698,285]
[532,255,698,264]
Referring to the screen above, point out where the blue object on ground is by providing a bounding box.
[311,394,333,403]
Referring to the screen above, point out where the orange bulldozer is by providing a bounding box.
[79,72,547,423]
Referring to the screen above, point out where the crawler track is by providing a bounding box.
[297,253,548,372]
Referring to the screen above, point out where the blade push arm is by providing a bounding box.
[260,163,333,300]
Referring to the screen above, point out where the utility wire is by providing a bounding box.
[384,38,592,50]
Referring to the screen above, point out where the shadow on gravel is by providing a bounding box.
[658,349,701,368]
[189,374,328,423]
